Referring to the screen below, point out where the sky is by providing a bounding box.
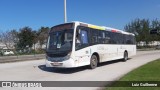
[0,0,160,32]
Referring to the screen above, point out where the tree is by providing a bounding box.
[151,19,160,42]
[124,19,149,46]
[125,18,160,46]
[0,30,18,49]
[37,27,50,49]
[17,27,36,51]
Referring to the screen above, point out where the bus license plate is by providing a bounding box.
[51,62,63,66]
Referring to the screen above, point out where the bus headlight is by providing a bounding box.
[65,52,71,60]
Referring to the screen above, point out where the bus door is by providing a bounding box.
[75,27,91,66]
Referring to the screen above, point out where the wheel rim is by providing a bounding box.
[92,58,96,66]
[124,52,128,60]
[91,56,97,68]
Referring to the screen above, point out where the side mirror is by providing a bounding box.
[150,29,160,35]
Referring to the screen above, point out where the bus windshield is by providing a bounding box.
[47,29,73,53]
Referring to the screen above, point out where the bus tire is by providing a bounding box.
[90,55,98,69]
[123,51,128,62]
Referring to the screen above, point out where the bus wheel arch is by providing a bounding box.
[89,52,100,69]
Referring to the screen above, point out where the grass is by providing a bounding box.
[106,59,160,90]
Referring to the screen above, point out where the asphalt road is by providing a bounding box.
[0,54,45,63]
[0,50,160,90]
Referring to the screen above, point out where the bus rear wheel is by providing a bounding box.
[90,55,98,69]
[123,51,128,62]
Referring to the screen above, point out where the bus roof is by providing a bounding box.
[72,21,135,36]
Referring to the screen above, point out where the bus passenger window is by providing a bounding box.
[76,37,81,43]
[76,29,81,43]
[80,30,88,44]
[75,29,82,50]
[75,27,89,50]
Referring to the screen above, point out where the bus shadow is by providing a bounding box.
[38,65,88,74]
[38,58,131,74]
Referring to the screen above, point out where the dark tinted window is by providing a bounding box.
[90,29,98,44]
[109,32,117,44]
[108,32,135,45]
[117,33,124,44]
[104,31,112,44]
[75,26,135,46]
[98,31,106,44]
[124,35,135,44]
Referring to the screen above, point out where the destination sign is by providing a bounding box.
[51,23,74,32]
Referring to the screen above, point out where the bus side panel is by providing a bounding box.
[98,44,136,63]
[97,44,119,62]
[74,47,91,67]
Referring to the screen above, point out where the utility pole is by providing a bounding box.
[64,0,67,23]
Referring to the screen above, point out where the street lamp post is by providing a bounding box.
[64,0,67,23]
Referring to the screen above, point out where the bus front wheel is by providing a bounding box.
[90,55,98,69]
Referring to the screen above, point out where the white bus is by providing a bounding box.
[46,21,136,69]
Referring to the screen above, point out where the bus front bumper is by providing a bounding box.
[45,58,76,68]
